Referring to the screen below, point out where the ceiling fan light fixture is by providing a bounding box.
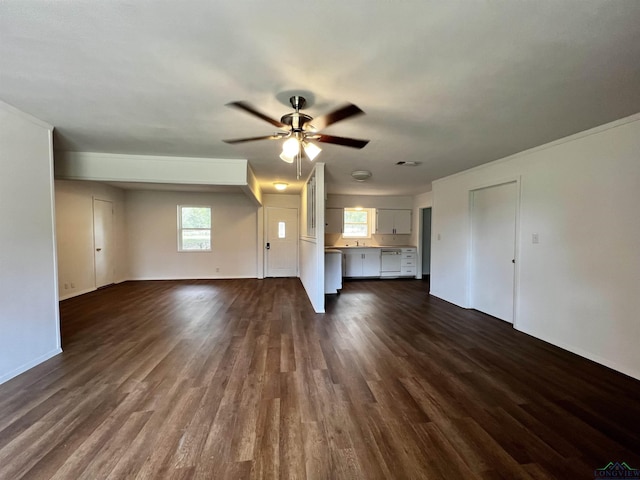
[223,95,369,179]
[282,137,300,157]
[303,141,322,161]
[273,182,288,191]
[279,152,295,164]
[351,170,372,181]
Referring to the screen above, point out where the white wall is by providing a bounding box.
[431,113,640,380]
[300,164,326,313]
[263,193,301,209]
[126,190,258,280]
[326,194,414,210]
[244,165,263,206]
[0,101,61,384]
[56,152,249,186]
[55,180,128,299]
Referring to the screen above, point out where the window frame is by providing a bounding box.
[177,205,212,252]
[342,208,373,239]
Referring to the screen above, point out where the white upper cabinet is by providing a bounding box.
[376,209,412,234]
[325,208,343,234]
[393,210,412,234]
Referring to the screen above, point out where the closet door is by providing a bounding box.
[93,199,114,288]
[470,182,517,323]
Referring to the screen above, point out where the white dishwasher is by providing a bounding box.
[380,248,402,277]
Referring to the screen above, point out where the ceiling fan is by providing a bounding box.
[223,95,369,178]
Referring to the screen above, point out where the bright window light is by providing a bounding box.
[178,205,211,251]
[343,208,371,238]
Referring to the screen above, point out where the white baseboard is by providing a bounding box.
[127,275,258,281]
[58,277,259,301]
[514,325,640,382]
[0,347,63,386]
[59,286,96,301]
[429,292,639,381]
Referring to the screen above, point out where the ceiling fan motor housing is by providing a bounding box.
[281,96,312,131]
[281,112,313,131]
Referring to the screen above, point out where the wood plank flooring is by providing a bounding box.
[1,278,639,479]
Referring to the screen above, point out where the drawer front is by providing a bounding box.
[401,266,416,276]
[401,259,415,267]
[401,253,415,260]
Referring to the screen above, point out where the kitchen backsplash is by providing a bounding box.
[325,233,412,247]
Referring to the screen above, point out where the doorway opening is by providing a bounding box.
[421,207,432,280]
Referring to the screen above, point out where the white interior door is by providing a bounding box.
[470,182,517,323]
[266,207,298,277]
[94,198,114,288]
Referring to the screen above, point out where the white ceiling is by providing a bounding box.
[2,1,640,195]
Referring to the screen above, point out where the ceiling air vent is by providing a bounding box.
[396,161,422,166]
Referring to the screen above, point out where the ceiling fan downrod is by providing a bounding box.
[290,95,306,111]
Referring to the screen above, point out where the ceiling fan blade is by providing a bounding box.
[310,103,364,131]
[226,101,287,128]
[223,134,284,144]
[315,134,369,149]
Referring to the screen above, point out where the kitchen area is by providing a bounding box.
[324,200,419,294]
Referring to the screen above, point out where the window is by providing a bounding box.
[178,206,211,251]
[343,208,371,238]
[306,174,316,237]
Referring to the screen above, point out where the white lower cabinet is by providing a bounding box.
[343,249,381,277]
[325,250,343,294]
[341,247,416,278]
[400,247,417,277]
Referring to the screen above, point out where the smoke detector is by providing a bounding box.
[351,170,372,181]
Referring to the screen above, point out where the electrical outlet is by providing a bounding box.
[437,233,441,241]
[64,283,69,290]
[532,233,540,244]
[70,282,75,288]
[216,267,220,273]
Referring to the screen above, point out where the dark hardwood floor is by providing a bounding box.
[0,278,639,479]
